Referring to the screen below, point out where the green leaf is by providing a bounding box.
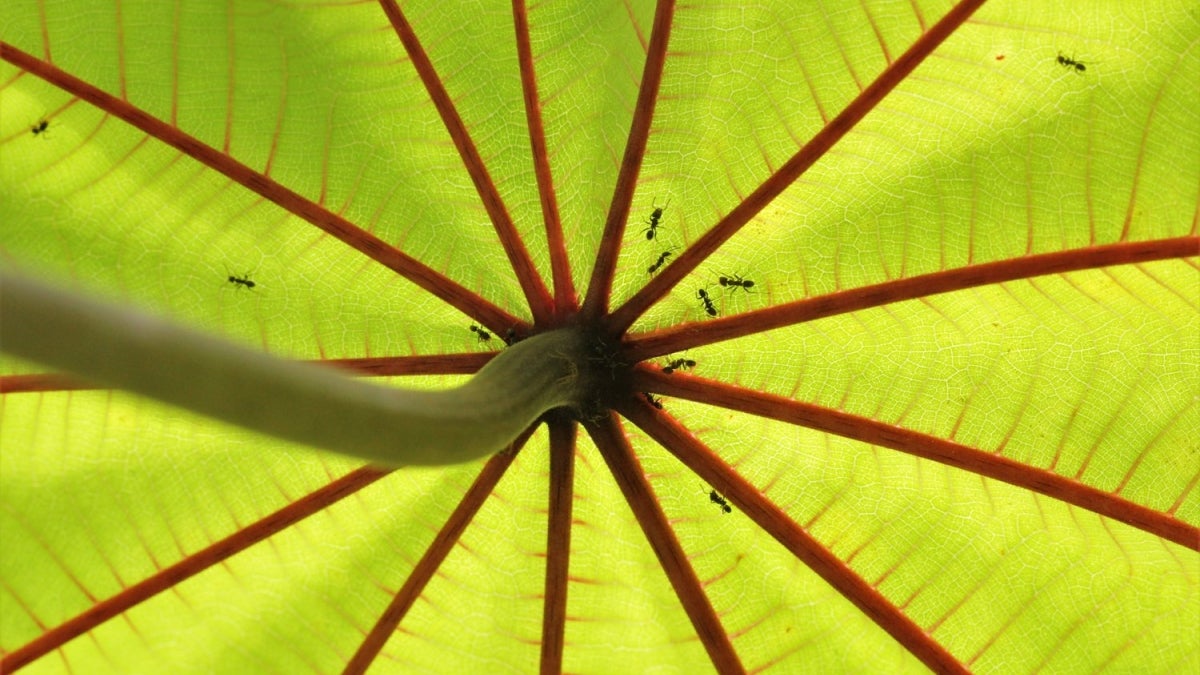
[2,0,1197,673]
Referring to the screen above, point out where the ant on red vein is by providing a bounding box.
[642,392,664,410]
[647,249,674,275]
[661,357,696,374]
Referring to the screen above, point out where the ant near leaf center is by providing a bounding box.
[718,273,755,292]
[702,484,732,514]
[642,198,670,240]
[661,357,696,374]
[647,248,674,275]
[696,288,718,317]
[226,270,256,290]
[1056,52,1086,73]
[642,392,664,410]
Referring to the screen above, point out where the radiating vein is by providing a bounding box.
[620,400,970,674]
[376,0,554,325]
[342,429,532,675]
[626,237,1200,360]
[1,467,391,673]
[587,413,745,675]
[0,354,495,394]
[540,417,576,675]
[581,0,677,320]
[636,370,1200,551]
[605,0,989,333]
[513,0,576,315]
[0,42,520,333]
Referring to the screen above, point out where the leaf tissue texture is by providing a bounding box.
[1,0,1197,674]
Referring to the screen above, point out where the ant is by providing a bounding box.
[696,288,717,317]
[718,273,755,292]
[661,357,696,374]
[643,198,669,240]
[647,249,673,275]
[1056,52,1086,73]
[227,271,256,290]
[470,324,492,342]
[642,392,663,410]
[703,485,732,514]
[30,119,50,137]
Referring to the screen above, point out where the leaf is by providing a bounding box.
[2,0,1197,673]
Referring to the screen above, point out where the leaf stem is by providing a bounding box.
[0,268,593,466]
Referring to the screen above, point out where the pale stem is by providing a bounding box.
[0,268,593,466]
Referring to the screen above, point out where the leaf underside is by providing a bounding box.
[1,1,1197,674]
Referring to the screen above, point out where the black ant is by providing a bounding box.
[696,288,717,317]
[30,119,50,137]
[643,198,669,240]
[1056,52,1086,73]
[470,324,492,342]
[642,392,663,410]
[227,272,256,290]
[718,273,755,292]
[704,485,732,514]
[662,358,696,374]
[647,249,673,274]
